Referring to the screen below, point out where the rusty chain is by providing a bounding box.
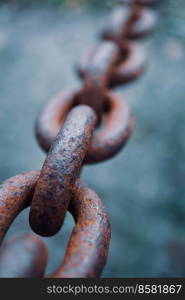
[0,0,160,278]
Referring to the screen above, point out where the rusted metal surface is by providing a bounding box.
[0,234,48,278]
[77,42,119,122]
[35,90,78,153]
[0,171,39,243]
[0,0,160,278]
[76,41,119,81]
[35,90,134,165]
[102,3,157,41]
[107,42,147,88]
[77,41,146,88]
[30,105,97,237]
[50,179,111,278]
[0,172,110,278]
[84,92,134,164]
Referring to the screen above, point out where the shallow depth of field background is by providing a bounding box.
[0,0,185,277]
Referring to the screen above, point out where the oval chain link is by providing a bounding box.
[0,0,160,278]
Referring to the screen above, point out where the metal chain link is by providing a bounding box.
[0,0,160,278]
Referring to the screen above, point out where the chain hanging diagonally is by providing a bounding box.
[0,0,160,278]
[0,172,110,278]
[30,105,97,236]
[29,0,159,236]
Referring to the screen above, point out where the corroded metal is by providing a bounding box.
[76,42,118,80]
[0,172,110,278]
[84,92,134,164]
[0,234,48,278]
[102,3,157,41]
[35,90,78,153]
[0,171,39,243]
[0,0,160,278]
[77,41,146,88]
[30,105,97,237]
[108,42,147,87]
[35,90,134,164]
[50,179,111,278]
[77,42,119,122]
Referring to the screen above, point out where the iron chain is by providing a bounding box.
[0,0,159,278]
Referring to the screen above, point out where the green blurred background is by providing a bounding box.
[0,0,185,277]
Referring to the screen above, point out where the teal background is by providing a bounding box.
[0,0,185,277]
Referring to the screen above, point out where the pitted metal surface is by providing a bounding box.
[35,90,134,164]
[0,0,160,277]
[0,172,110,278]
[30,105,97,236]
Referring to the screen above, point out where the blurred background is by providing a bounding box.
[0,0,185,277]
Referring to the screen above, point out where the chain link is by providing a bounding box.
[0,0,160,278]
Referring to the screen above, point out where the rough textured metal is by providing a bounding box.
[50,179,111,278]
[84,92,134,164]
[0,171,39,243]
[76,42,119,82]
[35,90,134,164]
[0,0,160,278]
[35,90,78,153]
[0,172,110,278]
[102,4,157,41]
[108,42,146,88]
[30,105,97,237]
[0,234,48,278]
[77,42,119,122]
[76,42,119,79]
[77,41,146,88]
